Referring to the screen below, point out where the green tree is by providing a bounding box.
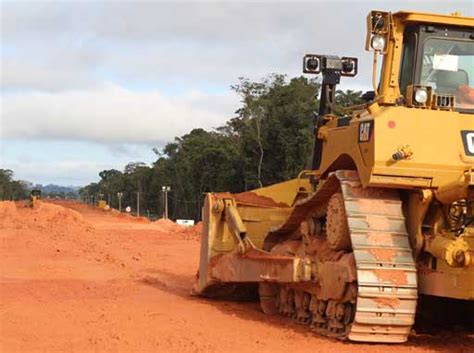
[78,74,364,221]
[227,74,319,188]
[0,169,28,200]
[335,89,364,114]
[151,128,242,220]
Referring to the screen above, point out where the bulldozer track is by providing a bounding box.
[267,170,418,343]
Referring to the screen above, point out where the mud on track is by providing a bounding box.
[1,201,472,353]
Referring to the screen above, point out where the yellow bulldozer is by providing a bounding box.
[194,10,474,343]
[29,188,42,208]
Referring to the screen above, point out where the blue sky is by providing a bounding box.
[1,0,473,186]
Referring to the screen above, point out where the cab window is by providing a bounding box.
[399,32,417,96]
[420,38,474,110]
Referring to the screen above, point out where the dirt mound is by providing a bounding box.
[153,219,202,239]
[116,212,150,223]
[179,222,203,239]
[0,200,92,234]
[0,200,17,214]
[0,201,21,228]
[154,218,184,232]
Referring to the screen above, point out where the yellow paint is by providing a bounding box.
[252,178,312,206]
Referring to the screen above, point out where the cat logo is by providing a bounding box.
[358,121,374,143]
[461,130,474,156]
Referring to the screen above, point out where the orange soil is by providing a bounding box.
[154,218,202,239]
[1,201,472,353]
[366,232,396,246]
[373,297,401,309]
[369,248,397,262]
[373,269,409,286]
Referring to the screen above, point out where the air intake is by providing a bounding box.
[432,94,455,110]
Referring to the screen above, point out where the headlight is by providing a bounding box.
[306,58,319,71]
[370,35,385,51]
[414,88,428,104]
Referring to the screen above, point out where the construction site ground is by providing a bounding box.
[1,200,472,353]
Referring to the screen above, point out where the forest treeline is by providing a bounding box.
[79,74,363,220]
[0,169,79,201]
[0,169,29,200]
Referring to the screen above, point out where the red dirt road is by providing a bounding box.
[1,201,472,353]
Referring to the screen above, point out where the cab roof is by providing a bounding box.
[393,11,474,28]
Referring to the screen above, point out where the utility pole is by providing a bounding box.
[136,191,140,217]
[162,187,165,218]
[165,189,168,219]
[117,192,123,212]
[107,194,111,206]
[161,186,171,219]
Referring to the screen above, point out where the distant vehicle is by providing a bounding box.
[29,189,42,208]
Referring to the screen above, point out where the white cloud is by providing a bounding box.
[3,159,117,185]
[0,84,240,143]
[1,57,98,92]
[3,1,472,92]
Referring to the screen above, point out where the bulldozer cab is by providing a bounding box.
[29,188,42,208]
[399,22,473,110]
[367,11,474,111]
